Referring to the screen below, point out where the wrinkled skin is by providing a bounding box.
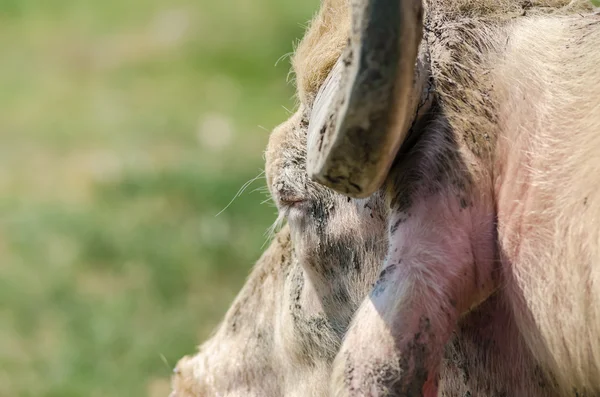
[171,110,391,396]
[171,0,600,396]
[170,108,558,397]
[305,0,600,396]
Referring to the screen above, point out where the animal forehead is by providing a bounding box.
[429,0,587,15]
[292,0,350,105]
[290,0,588,105]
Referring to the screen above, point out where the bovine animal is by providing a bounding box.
[171,0,600,396]
[302,0,600,396]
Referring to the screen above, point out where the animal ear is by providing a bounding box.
[306,0,425,198]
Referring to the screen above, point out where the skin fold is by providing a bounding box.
[171,1,600,396]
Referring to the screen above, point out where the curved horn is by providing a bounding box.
[306,0,425,198]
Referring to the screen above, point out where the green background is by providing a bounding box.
[0,0,318,395]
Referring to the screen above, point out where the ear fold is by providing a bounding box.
[306,0,425,198]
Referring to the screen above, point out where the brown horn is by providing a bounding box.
[306,0,425,198]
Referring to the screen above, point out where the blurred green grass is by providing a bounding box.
[0,1,317,395]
